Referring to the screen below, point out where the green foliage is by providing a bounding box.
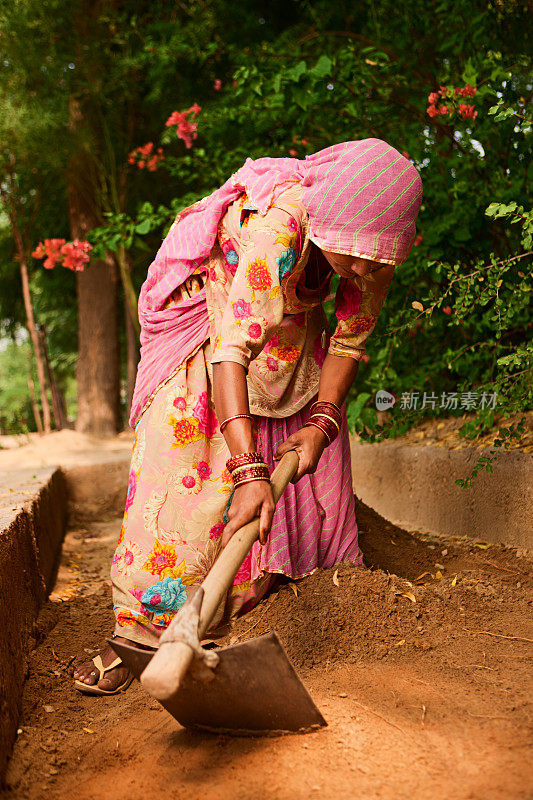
[0,0,531,458]
[0,337,35,434]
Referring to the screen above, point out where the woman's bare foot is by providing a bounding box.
[73,636,140,692]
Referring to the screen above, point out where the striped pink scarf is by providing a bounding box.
[130,139,422,426]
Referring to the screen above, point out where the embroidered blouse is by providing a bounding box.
[202,182,395,418]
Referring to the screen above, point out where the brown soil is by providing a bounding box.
[368,409,533,453]
[2,500,532,800]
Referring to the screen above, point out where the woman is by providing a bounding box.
[74,139,422,694]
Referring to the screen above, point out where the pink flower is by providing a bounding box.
[213,79,222,91]
[232,298,252,319]
[336,283,362,321]
[266,332,279,350]
[209,523,224,540]
[125,471,137,511]
[166,110,187,127]
[182,475,196,489]
[427,92,439,105]
[361,353,370,363]
[197,460,212,480]
[176,119,197,149]
[248,322,262,339]
[427,105,440,118]
[313,335,327,368]
[233,551,252,586]
[266,355,279,372]
[189,102,201,116]
[193,392,218,438]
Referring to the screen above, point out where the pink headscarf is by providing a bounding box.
[130,140,422,425]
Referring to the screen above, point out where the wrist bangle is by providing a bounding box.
[220,414,253,433]
[226,451,264,472]
[231,462,268,477]
[304,420,332,446]
[310,412,340,432]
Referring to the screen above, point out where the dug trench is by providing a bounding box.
[2,499,532,800]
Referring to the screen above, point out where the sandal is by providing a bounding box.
[73,655,134,696]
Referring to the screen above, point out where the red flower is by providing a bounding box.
[289,148,298,157]
[189,102,201,116]
[427,92,439,105]
[455,85,477,97]
[361,353,370,363]
[209,523,224,540]
[427,105,440,118]
[414,234,423,246]
[442,306,452,315]
[33,238,91,272]
[439,85,448,97]
[197,460,212,480]
[213,79,222,91]
[166,110,187,127]
[439,105,449,115]
[458,103,478,120]
[301,137,309,145]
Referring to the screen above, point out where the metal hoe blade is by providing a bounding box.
[111,633,327,735]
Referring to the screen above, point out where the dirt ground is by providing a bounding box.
[2,500,532,800]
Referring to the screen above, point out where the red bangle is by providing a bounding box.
[304,420,332,446]
[220,414,253,433]
[309,415,339,444]
[232,464,270,487]
[232,475,271,488]
[310,401,342,424]
[226,451,264,472]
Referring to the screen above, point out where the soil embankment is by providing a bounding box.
[2,500,532,800]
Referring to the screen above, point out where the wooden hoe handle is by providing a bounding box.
[140,450,299,701]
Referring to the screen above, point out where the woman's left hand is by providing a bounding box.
[274,425,328,482]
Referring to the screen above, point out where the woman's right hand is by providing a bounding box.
[222,480,276,547]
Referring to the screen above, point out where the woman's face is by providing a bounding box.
[321,249,387,278]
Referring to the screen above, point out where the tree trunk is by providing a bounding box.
[1,178,53,434]
[19,259,52,433]
[74,253,121,436]
[38,325,67,430]
[27,369,43,434]
[67,97,121,437]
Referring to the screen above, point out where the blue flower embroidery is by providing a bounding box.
[276,248,296,279]
[225,249,238,266]
[141,577,188,612]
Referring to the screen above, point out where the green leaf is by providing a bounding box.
[310,55,332,78]
[135,219,151,235]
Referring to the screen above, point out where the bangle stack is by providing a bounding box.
[304,400,342,446]
[226,451,270,488]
